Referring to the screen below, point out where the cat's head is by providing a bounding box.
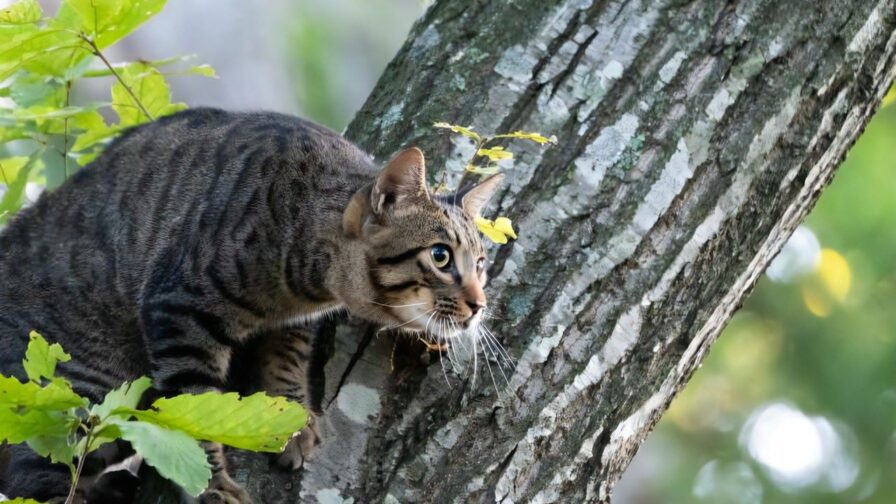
[340,147,502,342]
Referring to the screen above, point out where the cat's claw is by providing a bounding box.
[200,489,253,504]
[276,416,321,471]
[199,474,253,504]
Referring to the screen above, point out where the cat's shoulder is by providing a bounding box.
[118,107,333,138]
[110,108,364,158]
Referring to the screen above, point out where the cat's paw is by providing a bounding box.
[199,474,253,504]
[276,416,321,471]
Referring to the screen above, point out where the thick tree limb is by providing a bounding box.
[136,0,896,502]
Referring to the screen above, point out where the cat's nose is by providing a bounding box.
[463,282,486,319]
[465,299,485,315]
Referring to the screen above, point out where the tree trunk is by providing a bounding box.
[137,0,896,502]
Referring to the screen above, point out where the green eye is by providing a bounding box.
[431,245,452,269]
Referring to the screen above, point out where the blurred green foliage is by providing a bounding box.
[0,0,213,223]
[623,97,896,504]
[285,0,427,130]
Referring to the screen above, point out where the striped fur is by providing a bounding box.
[0,109,500,502]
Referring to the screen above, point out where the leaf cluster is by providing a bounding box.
[0,332,308,501]
[0,0,215,223]
[433,122,557,244]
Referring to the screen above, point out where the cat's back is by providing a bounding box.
[0,108,375,269]
[0,109,376,358]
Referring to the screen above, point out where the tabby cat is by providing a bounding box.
[0,108,501,503]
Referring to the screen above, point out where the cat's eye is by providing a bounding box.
[476,258,486,273]
[431,245,452,269]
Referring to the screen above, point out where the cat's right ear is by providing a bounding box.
[370,147,429,214]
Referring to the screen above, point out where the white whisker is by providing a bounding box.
[423,311,437,337]
[481,328,512,389]
[471,327,479,387]
[477,326,501,398]
[437,332,451,388]
[368,300,429,309]
[481,324,515,370]
[382,308,434,332]
[453,319,471,353]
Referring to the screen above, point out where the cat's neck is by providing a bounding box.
[282,173,373,315]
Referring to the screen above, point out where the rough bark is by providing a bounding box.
[135,0,896,502]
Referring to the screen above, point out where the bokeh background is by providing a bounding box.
[7,2,895,503]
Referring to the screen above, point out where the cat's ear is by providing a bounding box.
[460,173,504,217]
[370,147,429,214]
[342,187,374,238]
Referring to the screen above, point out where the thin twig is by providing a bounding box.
[65,426,93,504]
[62,80,72,178]
[80,34,154,121]
[439,135,489,194]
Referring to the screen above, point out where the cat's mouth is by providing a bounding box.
[397,312,468,340]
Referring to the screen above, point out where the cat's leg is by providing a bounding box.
[257,327,321,470]
[140,297,252,504]
[2,444,72,502]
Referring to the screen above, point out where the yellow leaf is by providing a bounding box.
[801,248,851,317]
[492,217,517,239]
[477,146,513,161]
[475,216,517,244]
[465,164,501,175]
[433,121,481,142]
[494,130,557,144]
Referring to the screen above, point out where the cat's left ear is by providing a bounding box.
[459,173,504,217]
[370,147,429,214]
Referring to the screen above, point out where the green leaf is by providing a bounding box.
[2,104,95,121]
[0,153,42,223]
[7,498,47,504]
[433,121,482,142]
[107,417,210,497]
[27,431,77,468]
[60,0,166,50]
[80,54,197,78]
[0,406,73,444]
[9,74,64,108]
[23,331,71,383]
[85,377,152,453]
[187,64,217,78]
[0,25,88,80]
[0,155,32,181]
[70,109,121,151]
[92,376,151,420]
[0,125,30,143]
[72,150,100,166]
[115,391,308,452]
[0,375,86,410]
[111,63,185,126]
[0,0,42,25]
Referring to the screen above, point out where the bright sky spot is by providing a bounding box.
[740,402,859,491]
[767,225,821,283]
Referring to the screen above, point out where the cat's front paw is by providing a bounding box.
[276,416,321,471]
[199,473,253,504]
